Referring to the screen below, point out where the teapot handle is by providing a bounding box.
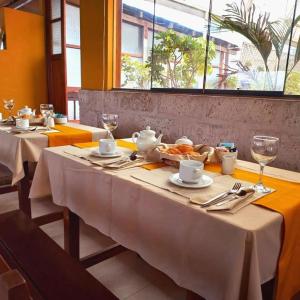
[132,132,140,143]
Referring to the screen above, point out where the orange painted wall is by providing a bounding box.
[80,0,114,90]
[0,8,47,117]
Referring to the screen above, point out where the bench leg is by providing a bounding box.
[17,162,31,218]
[64,208,80,260]
[186,291,205,300]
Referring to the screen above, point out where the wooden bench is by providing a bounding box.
[0,162,63,226]
[0,210,118,300]
[0,255,31,300]
[0,164,17,195]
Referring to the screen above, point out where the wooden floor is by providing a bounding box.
[0,191,186,300]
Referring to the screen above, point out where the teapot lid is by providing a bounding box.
[20,106,31,111]
[141,126,156,135]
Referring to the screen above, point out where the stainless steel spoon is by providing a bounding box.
[216,188,255,206]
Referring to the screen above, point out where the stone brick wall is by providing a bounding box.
[79,90,300,171]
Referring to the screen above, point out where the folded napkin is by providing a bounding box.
[40,129,60,133]
[206,191,256,214]
[0,126,12,132]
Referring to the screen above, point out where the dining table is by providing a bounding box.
[28,142,300,300]
[0,122,107,221]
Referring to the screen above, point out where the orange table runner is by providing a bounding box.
[43,125,93,147]
[73,140,138,151]
[205,164,300,300]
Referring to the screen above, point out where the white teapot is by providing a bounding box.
[18,106,33,117]
[132,126,163,152]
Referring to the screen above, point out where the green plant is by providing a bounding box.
[225,75,238,89]
[285,71,300,95]
[148,29,216,88]
[212,1,272,74]
[212,0,300,90]
[121,55,150,89]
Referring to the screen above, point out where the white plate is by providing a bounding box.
[55,117,68,124]
[169,173,213,189]
[91,149,123,158]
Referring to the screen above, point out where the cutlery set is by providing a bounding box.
[198,182,255,208]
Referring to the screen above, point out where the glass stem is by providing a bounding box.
[258,164,264,186]
[108,130,114,140]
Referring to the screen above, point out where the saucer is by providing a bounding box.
[15,126,31,130]
[91,149,123,158]
[169,173,213,189]
[13,126,35,132]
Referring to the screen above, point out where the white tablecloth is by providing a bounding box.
[30,146,284,300]
[0,123,107,184]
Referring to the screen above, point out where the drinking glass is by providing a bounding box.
[3,99,14,121]
[40,104,54,128]
[101,113,118,140]
[251,136,279,193]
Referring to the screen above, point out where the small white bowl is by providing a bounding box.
[54,117,68,124]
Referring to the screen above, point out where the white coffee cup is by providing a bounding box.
[99,139,116,155]
[47,117,55,128]
[16,118,29,129]
[222,153,237,175]
[179,160,204,183]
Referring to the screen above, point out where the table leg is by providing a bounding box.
[64,208,80,260]
[17,162,31,218]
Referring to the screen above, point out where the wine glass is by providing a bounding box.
[101,113,118,140]
[3,99,14,121]
[40,104,54,128]
[251,136,279,193]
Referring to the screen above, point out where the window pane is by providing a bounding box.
[66,47,81,87]
[66,4,80,46]
[209,0,295,91]
[122,22,143,55]
[151,0,211,89]
[52,21,62,54]
[51,0,61,20]
[118,0,154,89]
[68,100,75,120]
[285,1,300,95]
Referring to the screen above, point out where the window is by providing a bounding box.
[66,2,81,120]
[209,0,295,92]
[119,0,154,89]
[115,0,300,96]
[122,22,143,56]
[66,3,81,87]
[151,0,211,89]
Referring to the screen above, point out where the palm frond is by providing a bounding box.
[212,0,272,65]
[293,35,300,68]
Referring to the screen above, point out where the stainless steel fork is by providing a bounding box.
[200,182,242,207]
